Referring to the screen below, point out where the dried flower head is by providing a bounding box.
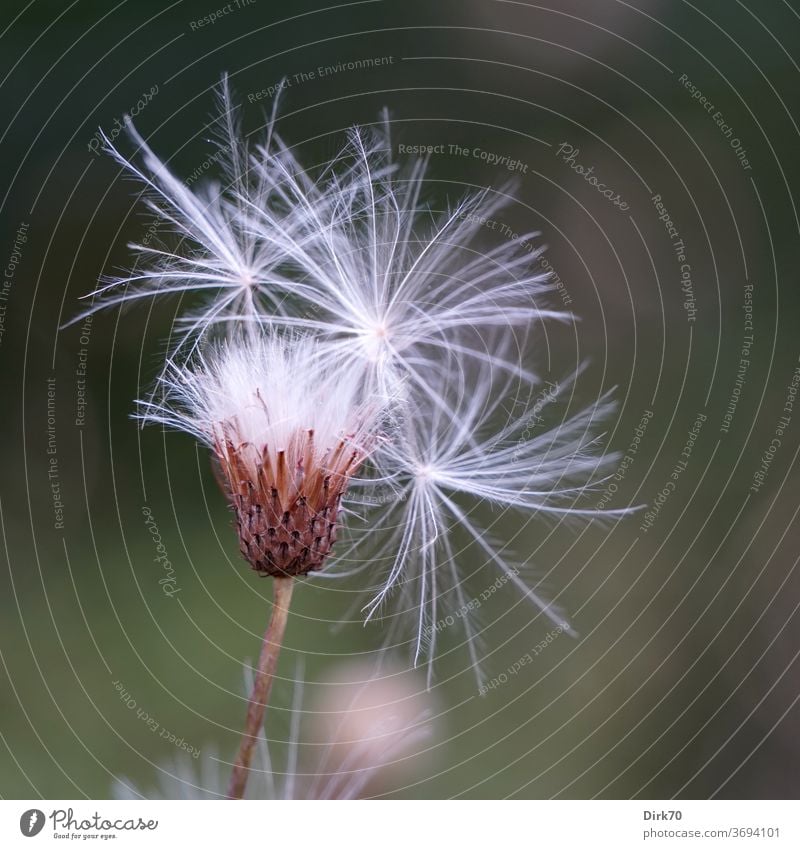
[139,331,386,576]
[76,77,635,686]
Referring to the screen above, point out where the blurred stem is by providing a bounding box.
[228,576,294,800]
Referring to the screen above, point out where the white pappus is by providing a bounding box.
[77,77,633,685]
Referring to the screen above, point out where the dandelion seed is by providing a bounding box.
[65,77,306,352]
[326,354,631,685]
[71,80,567,398]
[244,115,571,402]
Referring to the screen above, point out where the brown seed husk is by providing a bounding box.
[215,427,364,577]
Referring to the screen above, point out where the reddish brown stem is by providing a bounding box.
[227,576,294,799]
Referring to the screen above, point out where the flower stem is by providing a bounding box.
[228,576,294,799]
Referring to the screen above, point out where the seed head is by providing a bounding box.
[78,76,637,685]
[222,424,365,576]
[139,331,386,577]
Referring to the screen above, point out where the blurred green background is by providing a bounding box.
[1,0,799,799]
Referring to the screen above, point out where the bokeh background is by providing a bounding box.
[1,0,799,799]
